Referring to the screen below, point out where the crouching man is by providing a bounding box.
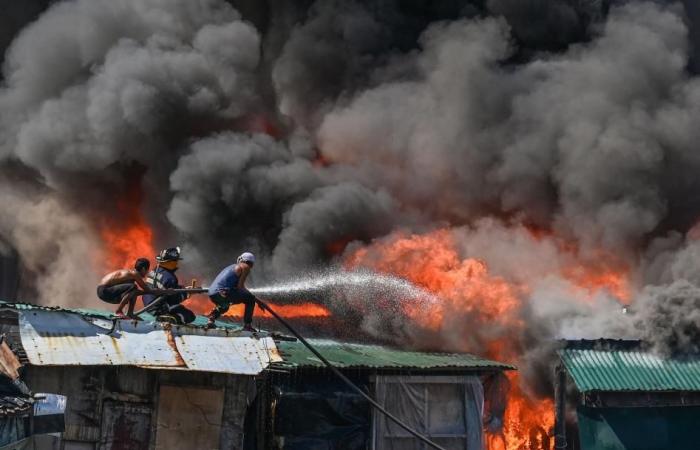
[206,252,258,331]
[142,247,197,324]
[97,258,150,318]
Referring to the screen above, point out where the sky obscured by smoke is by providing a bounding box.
[2,0,700,366]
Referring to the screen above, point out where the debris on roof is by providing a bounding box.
[274,339,515,370]
[0,394,32,416]
[559,339,700,393]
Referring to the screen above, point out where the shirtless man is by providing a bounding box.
[97,258,150,318]
[206,252,258,331]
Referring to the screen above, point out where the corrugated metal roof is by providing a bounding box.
[274,339,515,370]
[559,340,700,392]
[175,335,282,375]
[2,301,512,373]
[18,309,280,375]
[20,310,183,367]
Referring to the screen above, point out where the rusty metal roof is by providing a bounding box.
[16,307,281,375]
[274,339,515,370]
[175,334,281,375]
[2,301,512,374]
[559,340,700,392]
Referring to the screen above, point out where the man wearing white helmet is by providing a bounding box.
[206,252,258,331]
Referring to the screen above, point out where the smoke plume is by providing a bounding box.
[2,0,700,401]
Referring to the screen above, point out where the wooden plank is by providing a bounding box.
[99,401,152,450]
[154,385,224,450]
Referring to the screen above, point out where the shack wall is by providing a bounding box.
[577,405,700,450]
[24,366,255,450]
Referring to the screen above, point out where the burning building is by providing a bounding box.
[3,0,700,449]
[0,301,513,450]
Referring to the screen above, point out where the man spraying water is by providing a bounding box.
[206,252,259,331]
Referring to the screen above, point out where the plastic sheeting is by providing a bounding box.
[372,375,484,450]
[272,378,370,450]
[0,416,27,448]
[0,436,32,450]
[482,373,509,434]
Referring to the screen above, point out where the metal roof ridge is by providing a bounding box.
[0,300,245,332]
[275,339,516,370]
[303,337,509,357]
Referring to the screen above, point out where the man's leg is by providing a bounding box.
[115,285,137,316]
[229,289,257,331]
[170,304,196,324]
[242,296,255,325]
[206,294,230,328]
[125,290,140,317]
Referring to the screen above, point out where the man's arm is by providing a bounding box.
[130,272,151,291]
[238,265,250,289]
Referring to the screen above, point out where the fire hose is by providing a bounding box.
[131,288,209,316]
[255,297,448,450]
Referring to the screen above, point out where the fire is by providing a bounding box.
[345,227,631,450]
[183,296,331,319]
[562,262,631,302]
[98,180,154,271]
[100,220,154,271]
[345,229,523,331]
[525,225,632,302]
[225,302,332,318]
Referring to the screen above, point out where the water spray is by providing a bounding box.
[251,270,435,297]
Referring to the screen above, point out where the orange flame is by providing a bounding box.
[98,180,154,271]
[182,296,332,319]
[563,262,631,302]
[100,220,154,271]
[225,302,332,318]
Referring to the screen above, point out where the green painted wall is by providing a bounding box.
[577,405,700,450]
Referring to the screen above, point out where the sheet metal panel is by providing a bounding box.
[275,339,515,370]
[174,335,281,375]
[19,310,280,375]
[560,346,700,392]
[20,310,184,367]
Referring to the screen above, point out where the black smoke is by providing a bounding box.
[1,0,700,365]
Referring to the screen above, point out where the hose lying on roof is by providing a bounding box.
[255,298,447,450]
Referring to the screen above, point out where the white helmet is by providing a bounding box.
[237,252,256,265]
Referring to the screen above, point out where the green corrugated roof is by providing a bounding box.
[274,339,515,370]
[559,340,700,392]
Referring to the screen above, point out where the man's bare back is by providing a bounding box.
[100,269,148,290]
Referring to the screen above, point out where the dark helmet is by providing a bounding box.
[156,247,182,262]
[134,258,150,273]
